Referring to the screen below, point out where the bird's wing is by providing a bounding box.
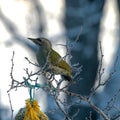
[49,49,71,72]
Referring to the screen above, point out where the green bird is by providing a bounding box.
[28,37,72,81]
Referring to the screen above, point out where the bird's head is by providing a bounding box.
[28,37,52,49]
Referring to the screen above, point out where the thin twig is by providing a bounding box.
[10,51,15,85]
[75,26,83,42]
[8,93,14,120]
[54,95,71,120]
[25,57,40,67]
[111,113,120,120]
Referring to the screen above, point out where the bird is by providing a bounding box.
[28,37,72,81]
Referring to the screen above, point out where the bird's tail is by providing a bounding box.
[61,75,72,81]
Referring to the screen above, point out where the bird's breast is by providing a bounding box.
[36,48,47,67]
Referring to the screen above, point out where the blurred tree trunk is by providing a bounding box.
[65,0,105,119]
[118,0,120,10]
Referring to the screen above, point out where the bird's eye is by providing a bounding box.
[38,38,42,42]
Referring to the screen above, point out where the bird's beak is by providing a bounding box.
[28,38,42,45]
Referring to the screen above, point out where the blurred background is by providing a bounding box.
[0,0,120,120]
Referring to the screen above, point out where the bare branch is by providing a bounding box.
[62,90,110,120]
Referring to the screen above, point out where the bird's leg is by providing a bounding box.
[42,72,55,85]
[44,72,54,81]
